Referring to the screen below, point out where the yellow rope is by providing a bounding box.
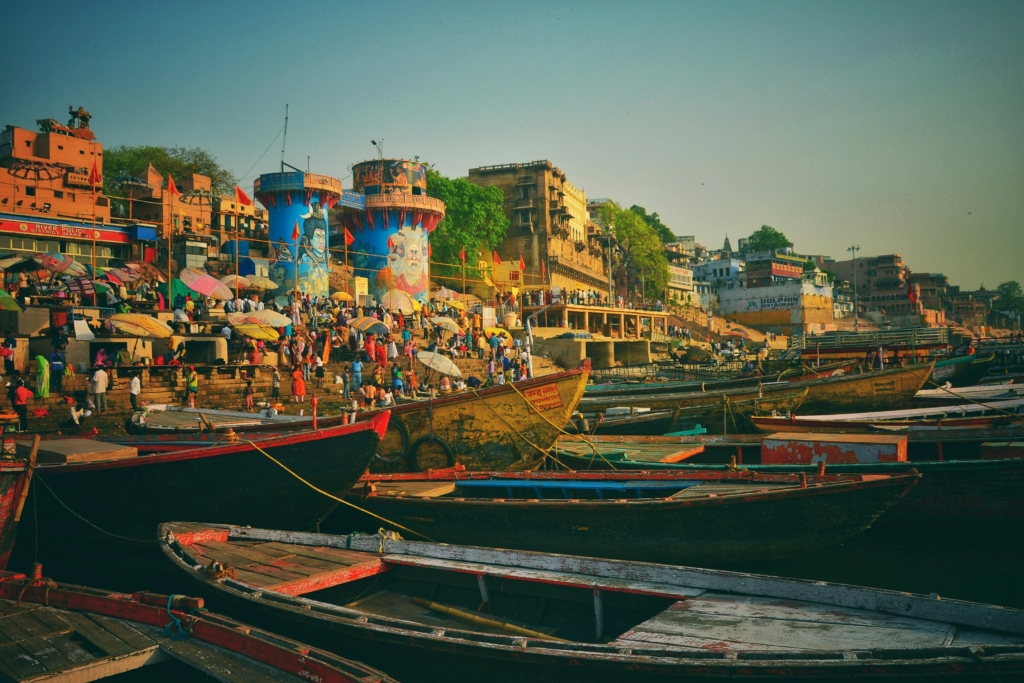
[496,383,619,471]
[466,388,577,470]
[243,440,433,542]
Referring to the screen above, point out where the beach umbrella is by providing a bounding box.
[330,291,354,302]
[445,299,466,310]
[0,256,33,271]
[220,274,251,289]
[59,277,113,296]
[416,351,463,378]
[484,327,513,344]
[246,275,278,290]
[379,290,416,314]
[349,316,390,336]
[109,314,174,338]
[34,252,88,276]
[430,316,463,334]
[431,287,458,301]
[124,261,167,283]
[227,310,292,327]
[102,268,140,286]
[232,323,281,341]
[179,268,234,300]
[0,290,24,312]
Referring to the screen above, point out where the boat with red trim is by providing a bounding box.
[159,521,1024,682]
[325,467,919,566]
[0,568,398,682]
[24,411,389,544]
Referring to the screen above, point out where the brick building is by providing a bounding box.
[467,161,608,291]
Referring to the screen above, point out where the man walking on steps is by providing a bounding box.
[91,365,108,413]
[129,373,142,411]
[184,365,199,408]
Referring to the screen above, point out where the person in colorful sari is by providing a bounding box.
[34,355,49,398]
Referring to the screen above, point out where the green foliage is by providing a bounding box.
[426,168,510,278]
[598,201,669,299]
[746,225,793,253]
[629,205,675,244]
[103,145,237,196]
[996,281,1024,313]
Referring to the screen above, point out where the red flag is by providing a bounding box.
[291,220,300,242]
[166,174,180,197]
[459,248,466,262]
[519,255,526,272]
[541,260,546,277]
[493,251,502,266]
[907,280,917,304]
[344,228,354,246]
[236,185,252,206]
[88,160,101,187]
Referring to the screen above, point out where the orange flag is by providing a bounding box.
[291,220,300,242]
[493,251,502,266]
[166,174,180,196]
[344,228,355,246]
[519,255,526,272]
[236,185,252,206]
[88,160,101,187]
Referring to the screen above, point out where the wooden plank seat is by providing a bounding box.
[186,538,389,596]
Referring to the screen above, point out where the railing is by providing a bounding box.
[790,328,949,350]
[589,359,748,382]
[363,193,446,216]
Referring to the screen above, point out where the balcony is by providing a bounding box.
[364,192,446,217]
[514,198,534,209]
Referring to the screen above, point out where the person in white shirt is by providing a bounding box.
[129,373,142,411]
[221,325,232,339]
[91,367,109,412]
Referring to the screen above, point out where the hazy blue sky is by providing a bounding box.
[2,0,1021,288]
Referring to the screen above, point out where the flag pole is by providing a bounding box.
[167,189,173,305]
[234,204,240,296]
[90,158,98,306]
[462,253,466,300]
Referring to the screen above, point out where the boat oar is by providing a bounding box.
[14,435,40,522]
[410,597,570,642]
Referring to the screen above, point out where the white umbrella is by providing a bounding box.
[220,274,251,289]
[417,351,463,378]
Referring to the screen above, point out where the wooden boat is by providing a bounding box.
[25,412,389,544]
[753,397,1024,433]
[931,353,996,387]
[0,570,397,682]
[325,468,918,566]
[915,381,1022,403]
[129,360,592,473]
[584,359,855,398]
[0,460,26,571]
[551,438,1024,532]
[159,522,1024,682]
[792,362,934,414]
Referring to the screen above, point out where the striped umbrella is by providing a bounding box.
[59,277,113,296]
[124,262,167,283]
[34,252,88,276]
[109,314,174,338]
[227,310,292,327]
[179,268,234,300]
[348,316,390,336]
[220,274,251,289]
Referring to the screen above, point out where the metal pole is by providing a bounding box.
[167,190,173,307]
[848,244,860,331]
[234,205,240,295]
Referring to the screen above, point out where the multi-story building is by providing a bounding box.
[666,264,696,306]
[468,161,608,291]
[0,108,159,267]
[692,257,743,284]
[832,254,915,316]
[743,250,806,288]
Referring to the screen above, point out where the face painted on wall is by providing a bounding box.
[390,225,428,297]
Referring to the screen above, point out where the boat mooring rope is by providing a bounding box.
[32,474,156,544]
[243,440,434,542]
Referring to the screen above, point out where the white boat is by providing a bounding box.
[915,382,1020,401]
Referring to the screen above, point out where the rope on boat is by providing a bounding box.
[467,388,588,471]
[32,475,156,544]
[164,594,190,640]
[242,440,434,542]
[500,383,619,471]
[922,377,1024,419]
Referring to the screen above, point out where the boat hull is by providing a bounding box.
[931,354,995,387]
[0,464,25,570]
[335,471,918,566]
[794,363,934,415]
[27,415,387,544]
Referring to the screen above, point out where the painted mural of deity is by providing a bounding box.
[389,225,429,300]
[298,200,329,295]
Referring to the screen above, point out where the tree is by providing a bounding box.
[426,168,509,278]
[996,281,1024,313]
[598,201,669,300]
[629,205,675,244]
[102,145,237,196]
[746,225,793,254]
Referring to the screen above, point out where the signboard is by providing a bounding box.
[354,277,368,298]
[523,384,564,412]
[0,217,129,244]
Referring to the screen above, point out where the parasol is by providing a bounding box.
[430,316,463,334]
[227,310,292,327]
[431,287,458,301]
[34,252,88,276]
[109,314,173,338]
[179,268,234,300]
[330,291,354,302]
[0,291,24,312]
[245,275,278,290]
[349,316,390,336]
[485,327,513,341]
[379,290,416,314]
[444,299,466,310]
[232,323,281,341]
[220,274,251,289]
[416,351,463,378]
[59,277,113,296]
[124,262,167,283]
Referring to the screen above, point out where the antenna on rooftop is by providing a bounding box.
[280,104,289,172]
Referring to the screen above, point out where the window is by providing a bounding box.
[53,191,63,198]
[79,150,85,155]
[57,145,64,150]
[25,187,35,196]
[24,141,29,147]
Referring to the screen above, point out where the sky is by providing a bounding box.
[2,0,1021,289]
